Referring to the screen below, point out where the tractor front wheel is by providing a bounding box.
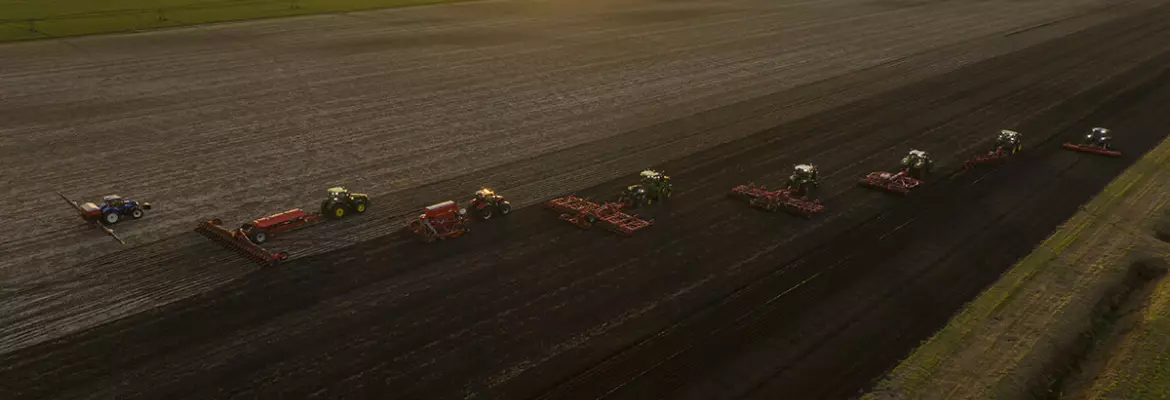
[354,200,368,214]
[131,208,144,219]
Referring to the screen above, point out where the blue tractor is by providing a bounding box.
[75,194,153,225]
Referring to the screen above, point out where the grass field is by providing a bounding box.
[0,0,468,42]
[864,137,1170,399]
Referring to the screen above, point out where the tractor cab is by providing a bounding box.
[474,187,497,201]
[792,164,818,181]
[903,150,931,167]
[1085,127,1112,148]
[327,186,350,199]
[787,164,820,197]
[103,195,124,208]
[997,130,1021,147]
[901,149,933,179]
[640,170,668,183]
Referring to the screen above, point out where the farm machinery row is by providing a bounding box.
[192,186,515,265]
[59,127,1121,266]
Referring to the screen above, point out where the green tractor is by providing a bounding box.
[320,187,370,219]
[786,164,820,197]
[618,170,673,208]
[900,149,933,180]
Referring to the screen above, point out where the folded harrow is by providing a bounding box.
[858,170,922,195]
[729,184,824,217]
[545,195,652,236]
[1062,142,1122,157]
[195,218,289,266]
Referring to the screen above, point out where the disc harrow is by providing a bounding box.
[729,184,824,218]
[545,195,652,236]
[858,170,922,195]
[964,147,1013,168]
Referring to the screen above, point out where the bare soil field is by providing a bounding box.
[0,0,1151,355]
[4,0,1170,398]
[866,128,1170,400]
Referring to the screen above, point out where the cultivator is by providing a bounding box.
[1062,143,1122,157]
[966,130,1024,168]
[858,170,922,195]
[964,147,1013,168]
[729,184,824,217]
[545,195,652,236]
[195,218,289,266]
[1064,127,1122,157]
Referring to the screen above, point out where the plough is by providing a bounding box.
[545,195,652,236]
[195,218,289,266]
[729,184,824,218]
[858,170,922,195]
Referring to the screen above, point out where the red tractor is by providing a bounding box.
[406,200,471,242]
[468,187,512,220]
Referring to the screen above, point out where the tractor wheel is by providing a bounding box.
[131,208,144,219]
[251,230,268,244]
[353,199,368,214]
[330,203,346,219]
[103,212,119,225]
[497,202,512,216]
[478,207,493,220]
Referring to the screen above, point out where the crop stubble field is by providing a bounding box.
[4,0,1170,398]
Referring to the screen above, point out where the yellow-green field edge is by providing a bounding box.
[0,0,475,43]
[864,135,1170,400]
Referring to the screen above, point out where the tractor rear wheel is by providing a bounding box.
[330,203,346,219]
[103,212,119,225]
[131,208,144,219]
[478,207,493,220]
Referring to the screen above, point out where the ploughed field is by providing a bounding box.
[5,0,1170,398]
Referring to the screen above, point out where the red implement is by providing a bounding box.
[239,208,324,244]
[195,218,289,266]
[406,200,470,242]
[545,195,652,236]
[729,184,824,218]
[858,170,922,195]
[1062,143,1122,157]
[964,147,1012,168]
